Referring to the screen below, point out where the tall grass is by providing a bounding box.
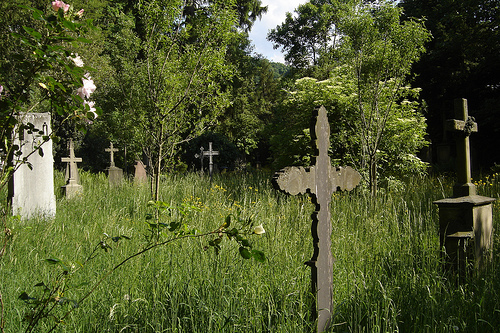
[1,171,499,332]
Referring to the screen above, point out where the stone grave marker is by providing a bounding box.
[134,159,147,184]
[61,138,83,198]
[194,146,205,173]
[203,142,219,181]
[434,98,495,275]
[105,142,123,185]
[273,106,361,332]
[9,113,56,219]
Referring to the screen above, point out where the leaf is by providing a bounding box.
[251,250,266,263]
[76,37,92,43]
[62,20,76,31]
[239,247,252,259]
[45,258,61,264]
[23,26,42,40]
[223,215,231,228]
[38,148,44,157]
[241,239,250,247]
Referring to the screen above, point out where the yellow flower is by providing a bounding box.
[253,225,265,235]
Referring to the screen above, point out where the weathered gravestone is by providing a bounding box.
[194,146,205,173]
[434,98,495,275]
[9,113,56,219]
[61,139,83,198]
[134,159,147,184]
[273,106,361,332]
[105,142,123,185]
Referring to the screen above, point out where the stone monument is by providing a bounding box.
[134,159,147,184]
[9,113,56,219]
[200,142,219,182]
[434,98,495,275]
[61,139,83,198]
[273,106,361,332]
[105,142,123,186]
[194,146,205,173]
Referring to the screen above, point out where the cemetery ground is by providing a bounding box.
[1,171,500,332]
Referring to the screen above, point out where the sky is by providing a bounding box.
[247,0,308,63]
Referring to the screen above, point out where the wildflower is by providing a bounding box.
[76,9,84,18]
[51,0,70,13]
[69,54,84,67]
[84,100,97,118]
[77,74,96,99]
[253,224,265,235]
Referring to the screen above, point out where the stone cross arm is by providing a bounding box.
[273,165,361,196]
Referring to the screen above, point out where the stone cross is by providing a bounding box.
[445,98,478,197]
[203,142,219,179]
[105,142,119,167]
[273,106,361,332]
[62,139,82,185]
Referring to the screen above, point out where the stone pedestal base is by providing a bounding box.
[107,166,123,186]
[61,183,83,199]
[434,195,495,274]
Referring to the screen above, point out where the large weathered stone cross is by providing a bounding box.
[105,142,119,168]
[203,142,219,179]
[61,139,82,185]
[446,98,478,197]
[273,106,361,332]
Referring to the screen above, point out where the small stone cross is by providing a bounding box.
[273,106,361,332]
[61,139,82,185]
[105,142,119,167]
[446,98,478,197]
[203,142,219,179]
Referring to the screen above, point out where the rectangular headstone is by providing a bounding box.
[9,113,56,219]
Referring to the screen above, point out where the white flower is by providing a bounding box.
[77,74,96,99]
[253,225,265,235]
[84,100,97,119]
[70,54,84,67]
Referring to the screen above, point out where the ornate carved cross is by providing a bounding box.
[105,142,119,167]
[446,98,478,197]
[61,139,82,185]
[273,106,361,332]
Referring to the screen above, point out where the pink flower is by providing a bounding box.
[77,74,96,99]
[0,85,3,94]
[76,9,84,18]
[52,1,70,13]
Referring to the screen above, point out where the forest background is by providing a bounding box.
[1,0,499,192]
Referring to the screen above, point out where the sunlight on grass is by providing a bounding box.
[1,171,500,332]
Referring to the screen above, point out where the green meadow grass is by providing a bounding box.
[1,171,500,332]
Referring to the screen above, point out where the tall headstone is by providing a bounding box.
[273,106,361,332]
[105,142,123,186]
[61,139,83,198]
[9,113,56,219]
[134,160,147,184]
[434,98,495,275]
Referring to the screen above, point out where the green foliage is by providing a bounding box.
[0,1,99,191]
[269,0,430,194]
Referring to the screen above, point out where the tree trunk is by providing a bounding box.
[369,155,377,196]
[154,122,164,202]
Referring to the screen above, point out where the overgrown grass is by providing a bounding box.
[1,171,500,332]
